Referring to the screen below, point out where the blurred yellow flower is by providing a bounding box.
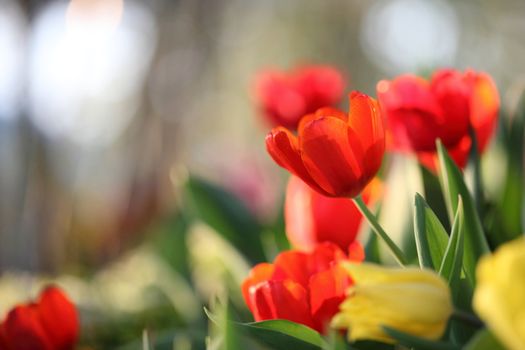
[331,262,453,343]
[473,236,525,350]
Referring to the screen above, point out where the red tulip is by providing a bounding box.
[266,91,385,198]
[0,286,79,350]
[285,175,382,252]
[254,65,345,129]
[377,68,499,169]
[241,242,364,333]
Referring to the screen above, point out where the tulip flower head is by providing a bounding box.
[242,242,364,333]
[377,68,499,170]
[254,65,345,129]
[285,175,382,252]
[266,91,385,198]
[474,236,525,350]
[332,262,453,343]
[0,286,79,350]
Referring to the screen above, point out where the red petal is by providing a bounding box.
[468,71,499,152]
[308,242,348,275]
[377,75,439,113]
[377,76,443,152]
[2,305,52,350]
[272,250,311,287]
[294,66,345,113]
[266,127,330,195]
[309,265,352,333]
[348,92,385,182]
[286,177,363,251]
[310,192,362,251]
[249,280,315,329]
[284,176,316,251]
[37,286,79,350]
[418,135,471,171]
[254,69,306,129]
[347,241,365,262]
[430,70,471,147]
[299,116,365,197]
[0,325,8,349]
[241,263,275,312]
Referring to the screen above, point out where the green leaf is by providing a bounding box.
[239,320,325,350]
[464,329,506,350]
[436,141,490,285]
[324,331,355,350]
[205,307,325,350]
[413,193,450,270]
[184,175,266,263]
[150,212,191,280]
[383,326,460,350]
[494,92,525,244]
[438,196,465,290]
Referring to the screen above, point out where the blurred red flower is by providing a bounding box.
[285,176,382,252]
[377,68,499,170]
[266,91,385,197]
[0,286,79,350]
[254,65,345,129]
[242,242,364,333]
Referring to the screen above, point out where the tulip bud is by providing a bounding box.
[332,262,453,343]
[473,237,525,350]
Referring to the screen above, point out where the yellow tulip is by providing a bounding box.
[473,236,525,350]
[331,262,453,343]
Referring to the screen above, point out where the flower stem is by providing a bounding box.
[468,126,484,216]
[451,309,484,328]
[352,195,407,266]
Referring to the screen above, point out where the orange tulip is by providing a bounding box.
[377,68,499,169]
[254,65,345,129]
[285,175,381,252]
[266,91,385,198]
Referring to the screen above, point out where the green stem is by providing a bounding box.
[352,195,407,266]
[451,309,484,328]
[468,126,484,215]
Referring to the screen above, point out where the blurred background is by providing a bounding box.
[0,0,524,348]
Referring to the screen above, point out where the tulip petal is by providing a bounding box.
[249,280,315,329]
[2,306,52,350]
[340,262,450,290]
[294,66,345,113]
[254,70,306,129]
[430,70,471,147]
[468,71,499,152]
[266,127,330,195]
[299,116,365,197]
[347,92,385,180]
[348,241,365,262]
[37,286,79,350]
[272,250,311,287]
[284,176,316,251]
[377,75,439,113]
[309,191,362,251]
[309,265,352,333]
[308,242,347,275]
[242,263,275,312]
[417,135,471,171]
